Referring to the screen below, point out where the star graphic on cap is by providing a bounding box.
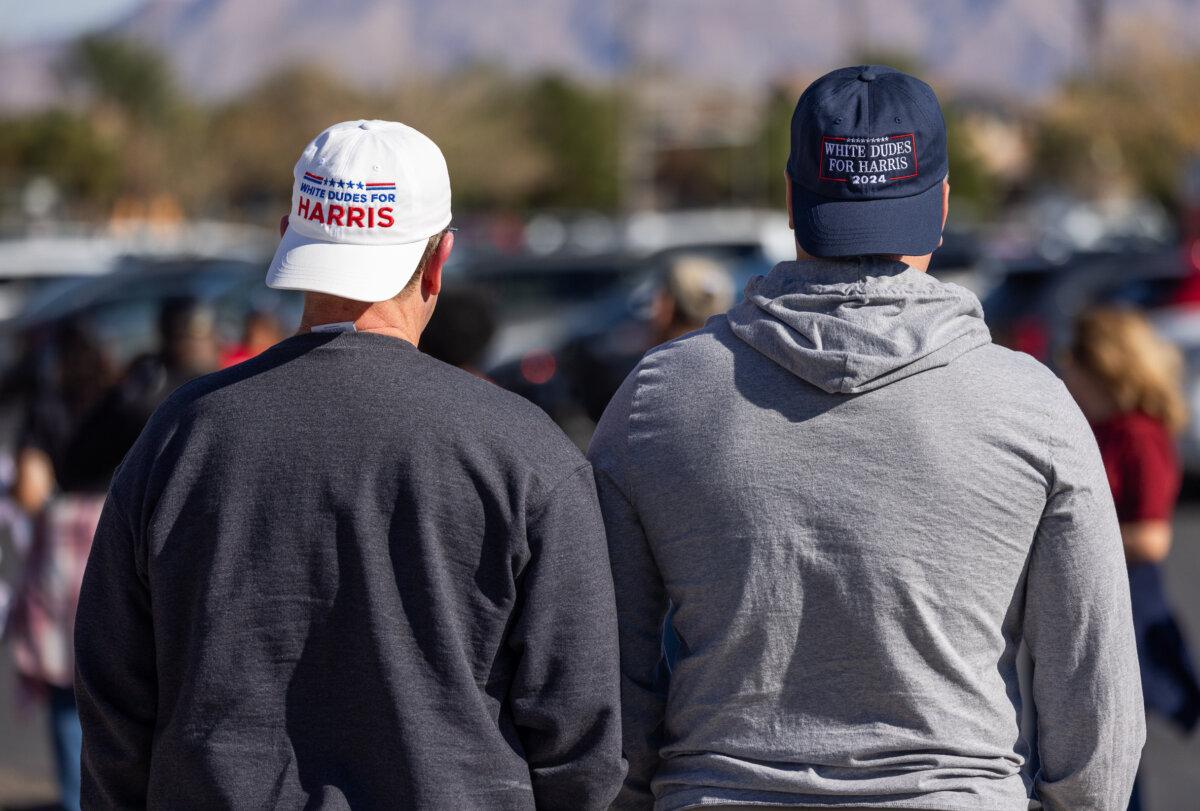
[357,181,365,189]
[325,177,335,187]
[338,179,346,188]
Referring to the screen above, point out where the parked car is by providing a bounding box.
[6,257,299,366]
[1142,309,1200,474]
[445,252,647,370]
[0,234,126,324]
[982,249,1185,365]
[981,247,1200,474]
[0,256,301,456]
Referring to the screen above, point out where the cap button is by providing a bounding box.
[359,121,375,130]
[858,69,877,82]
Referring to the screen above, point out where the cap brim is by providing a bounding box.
[792,179,944,258]
[265,227,430,303]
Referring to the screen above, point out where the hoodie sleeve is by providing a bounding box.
[1024,389,1145,810]
[507,463,627,809]
[588,372,671,810]
[75,488,157,809]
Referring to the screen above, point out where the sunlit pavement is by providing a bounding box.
[2,506,1198,810]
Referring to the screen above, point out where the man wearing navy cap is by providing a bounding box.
[590,66,1144,811]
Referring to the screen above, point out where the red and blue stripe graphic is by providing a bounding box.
[366,181,397,191]
[303,171,324,183]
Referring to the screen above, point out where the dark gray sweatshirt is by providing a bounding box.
[75,330,626,809]
[588,258,1143,811]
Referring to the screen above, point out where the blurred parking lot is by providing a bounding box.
[0,207,1199,808]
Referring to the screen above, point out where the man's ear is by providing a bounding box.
[421,231,454,299]
[279,214,290,237]
[941,177,951,229]
[937,176,950,249]
[785,175,794,230]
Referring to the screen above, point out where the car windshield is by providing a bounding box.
[456,259,641,320]
[13,257,300,366]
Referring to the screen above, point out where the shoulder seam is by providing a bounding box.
[1038,377,1076,498]
[622,353,660,508]
[526,461,594,525]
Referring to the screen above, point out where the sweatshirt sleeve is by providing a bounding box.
[588,372,671,810]
[74,491,157,809]
[1024,393,1145,810]
[507,463,627,809]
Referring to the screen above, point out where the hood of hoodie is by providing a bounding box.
[727,257,991,394]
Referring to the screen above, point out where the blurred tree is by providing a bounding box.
[523,74,620,210]
[848,48,924,76]
[212,68,372,214]
[26,32,1200,224]
[654,144,736,208]
[942,102,1001,221]
[756,82,802,208]
[0,110,121,213]
[394,65,551,211]
[43,35,210,216]
[69,35,179,126]
[1032,41,1200,212]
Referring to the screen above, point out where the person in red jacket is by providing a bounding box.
[1064,307,1200,810]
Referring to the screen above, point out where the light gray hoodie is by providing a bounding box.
[588,257,1144,811]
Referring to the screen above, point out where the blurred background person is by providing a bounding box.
[220,310,286,369]
[4,298,219,808]
[495,253,735,449]
[1063,307,1200,811]
[5,321,116,811]
[63,297,220,490]
[651,254,738,346]
[649,254,732,348]
[562,253,735,424]
[419,287,498,377]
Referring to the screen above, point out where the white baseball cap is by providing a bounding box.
[266,120,452,302]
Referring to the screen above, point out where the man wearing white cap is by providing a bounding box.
[74,120,626,809]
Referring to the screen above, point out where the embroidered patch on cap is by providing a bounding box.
[295,174,399,228]
[818,133,918,186]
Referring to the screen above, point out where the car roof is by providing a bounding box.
[11,255,265,330]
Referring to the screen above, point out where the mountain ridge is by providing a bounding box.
[2,0,1198,110]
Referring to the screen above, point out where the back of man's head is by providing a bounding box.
[786,65,949,260]
[264,120,454,336]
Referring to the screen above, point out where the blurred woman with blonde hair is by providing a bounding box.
[1064,306,1200,810]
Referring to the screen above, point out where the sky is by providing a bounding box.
[1,0,145,44]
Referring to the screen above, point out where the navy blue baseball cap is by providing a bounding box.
[788,65,948,257]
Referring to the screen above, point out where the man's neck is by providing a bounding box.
[298,294,425,346]
[794,247,933,272]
